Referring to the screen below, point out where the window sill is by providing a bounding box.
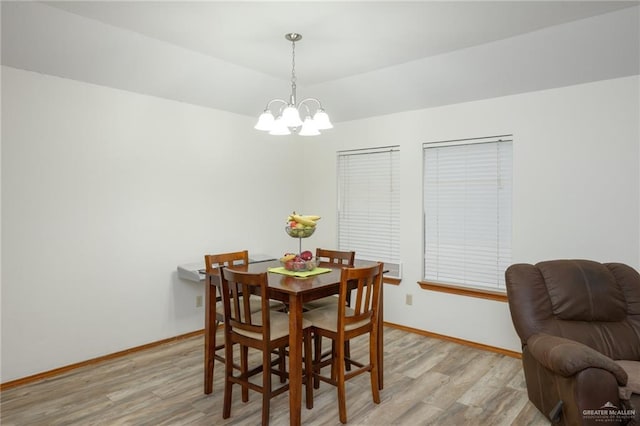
[383,276,401,285]
[417,281,507,302]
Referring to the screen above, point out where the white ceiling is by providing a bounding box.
[2,1,639,122]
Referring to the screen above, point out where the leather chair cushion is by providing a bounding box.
[538,260,626,322]
[617,360,640,400]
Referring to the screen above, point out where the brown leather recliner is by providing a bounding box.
[505,259,640,425]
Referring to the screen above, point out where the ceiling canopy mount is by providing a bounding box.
[284,33,302,43]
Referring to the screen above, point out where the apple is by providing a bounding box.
[300,250,313,261]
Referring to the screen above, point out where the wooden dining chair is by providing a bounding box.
[303,248,355,310]
[203,250,284,394]
[303,262,384,424]
[304,248,356,375]
[220,268,314,425]
[203,250,250,395]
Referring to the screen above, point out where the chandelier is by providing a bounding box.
[254,33,333,136]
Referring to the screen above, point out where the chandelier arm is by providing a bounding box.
[297,97,324,112]
[299,103,312,117]
[264,98,288,113]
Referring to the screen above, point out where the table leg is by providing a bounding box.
[288,295,303,426]
[204,278,215,394]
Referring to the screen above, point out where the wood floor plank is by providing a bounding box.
[0,327,549,425]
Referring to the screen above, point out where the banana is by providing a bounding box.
[286,212,321,229]
[292,214,316,227]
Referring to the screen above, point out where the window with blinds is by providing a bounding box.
[337,146,401,278]
[423,136,512,290]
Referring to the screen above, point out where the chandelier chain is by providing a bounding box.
[291,40,297,85]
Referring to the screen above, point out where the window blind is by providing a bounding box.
[337,147,401,277]
[423,136,512,289]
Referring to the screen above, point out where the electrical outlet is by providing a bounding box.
[405,294,413,306]
[196,295,203,308]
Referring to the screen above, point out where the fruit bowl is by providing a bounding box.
[285,225,316,238]
[281,257,317,272]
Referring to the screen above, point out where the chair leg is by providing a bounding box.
[204,319,218,394]
[222,334,234,419]
[278,347,287,383]
[262,345,272,426]
[369,334,380,404]
[336,337,347,424]
[344,291,353,373]
[330,341,338,383]
[304,328,314,409]
[313,334,322,389]
[344,340,351,371]
[241,344,249,402]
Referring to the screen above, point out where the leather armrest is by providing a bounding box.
[527,333,628,386]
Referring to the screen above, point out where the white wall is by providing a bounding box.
[2,66,638,382]
[303,75,640,352]
[0,66,303,382]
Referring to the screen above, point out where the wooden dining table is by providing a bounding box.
[204,259,384,426]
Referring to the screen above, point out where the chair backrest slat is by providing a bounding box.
[204,250,249,304]
[220,268,270,340]
[204,250,249,274]
[316,249,357,306]
[338,262,383,331]
[316,248,355,267]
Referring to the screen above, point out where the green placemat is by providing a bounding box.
[268,266,332,278]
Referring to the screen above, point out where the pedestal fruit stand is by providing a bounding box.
[281,212,321,272]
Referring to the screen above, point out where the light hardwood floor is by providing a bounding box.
[1,327,549,425]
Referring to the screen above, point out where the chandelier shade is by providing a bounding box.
[298,116,320,136]
[268,117,291,135]
[255,111,275,131]
[312,109,333,130]
[255,33,332,136]
[281,105,304,128]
